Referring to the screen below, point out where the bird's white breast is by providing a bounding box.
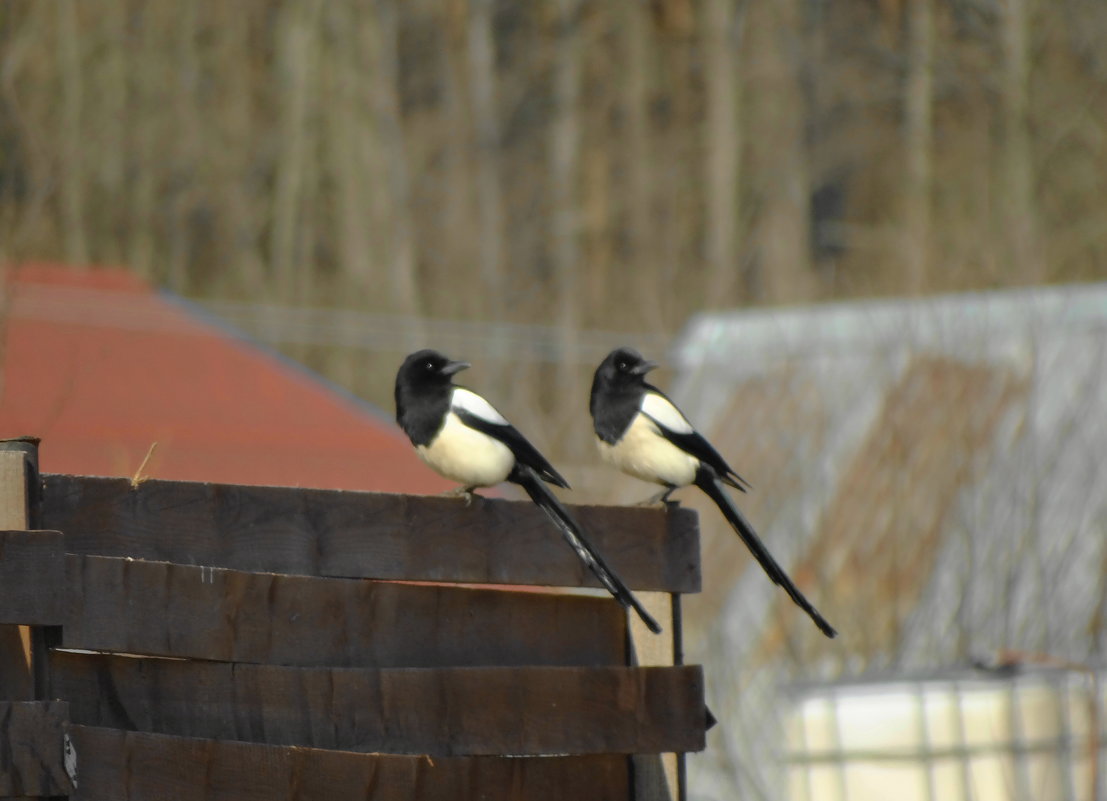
[597,412,698,488]
[416,411,515,488]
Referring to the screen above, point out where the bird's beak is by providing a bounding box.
[441,360,471,376]
[631,360,659,376]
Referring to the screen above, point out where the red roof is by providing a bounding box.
[0,264,451,493]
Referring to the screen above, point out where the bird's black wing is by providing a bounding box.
[511,464,662,635]
[451,388,570,489]
[641,387,751,492]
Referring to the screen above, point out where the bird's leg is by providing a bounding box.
[637,486,681,508]
[442,486,482,506]
[657,486,681,508]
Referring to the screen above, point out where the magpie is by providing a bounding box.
[395,349,662,635]
[590,346,837,639]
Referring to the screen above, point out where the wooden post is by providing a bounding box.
[0,437,40,528]
[629,591,683,801]
[0,439,41,801]
[1,438,69,801]
[0,438,59,703]
[0,438,37,702]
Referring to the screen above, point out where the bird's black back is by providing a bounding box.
[395,350,454,446]
[590,348,648,444]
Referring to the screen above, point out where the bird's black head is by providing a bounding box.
[395,349,471,431]
[396,349,470,390]
[590,347,659,441]
[594,346,658,388]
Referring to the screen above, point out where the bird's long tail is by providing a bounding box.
[514,467,662,635]
[695,467,837,638]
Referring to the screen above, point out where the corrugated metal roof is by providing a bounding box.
[0,264,451,494]
[670,283,1107,800]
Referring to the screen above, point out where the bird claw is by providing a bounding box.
[636,488,680,508]
[442,486,481,506]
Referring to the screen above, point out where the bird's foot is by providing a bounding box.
[636,487,680,508]
[442,486,482,506]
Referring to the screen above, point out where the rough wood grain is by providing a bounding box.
[51,652,705,756]
[68,725,630,801]
[43,475,700,592]
[60,554,626,667]
[0,452,30,530]
[0,701,74,796]
[0,531,65,625]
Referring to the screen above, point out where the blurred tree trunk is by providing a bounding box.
[126,6,159,282]
[318,3,374,393]
[167,1,200,294]
[903,0,934,295]
[97,0,127,268]
[747,0,813,303]
[579,7,616,329]
[57,0,87,266]
[271,0,320,301]
[620,0,658,322]
[369,0,420,318]
[212,3,268,296]
[657,18,696,328]
[439,1,472,313]
[703,0,742,307]
[467,0,505,317]
[327,4,375,299]
[1001,0,1038,282]
[551,0,582,438]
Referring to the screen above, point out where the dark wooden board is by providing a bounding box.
[43,474,700,592]
[61,554,626,667]
[0,626,32,701]
[68,725,630,801]
[0,531,65,625]
[51,652,705,756]
[0,701,74,796]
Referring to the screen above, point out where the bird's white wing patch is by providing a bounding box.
[451,387,509,425]
[641,391,694,433]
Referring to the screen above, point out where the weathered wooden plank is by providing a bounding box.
[51,652,706,756]
[68,725,630,801]
[60,554,625,667]
[0,701,73,797]
[0,531,65,625]
[43,474,700,592]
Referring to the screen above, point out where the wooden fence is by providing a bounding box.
[0,438,705,800]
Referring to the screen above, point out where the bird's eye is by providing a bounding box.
[617,361,628,370]
[426,361,436,370]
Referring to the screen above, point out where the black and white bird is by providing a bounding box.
[590,346,837,638]
[395,349,662,634]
